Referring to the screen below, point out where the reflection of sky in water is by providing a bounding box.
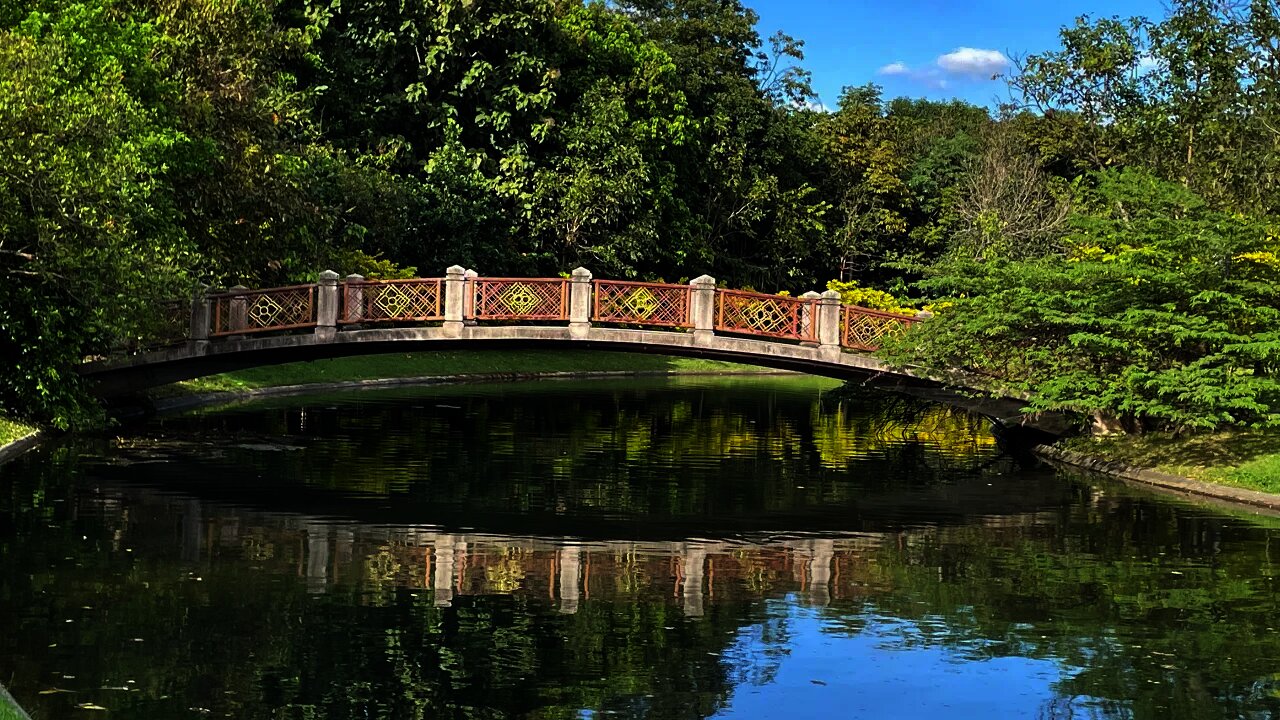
[711,600,1086,720]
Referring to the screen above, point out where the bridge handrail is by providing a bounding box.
[841,304,918,351]
[592,279,691,329]
[209,283,317,337]
[341,277,444,324]
[467,277,569,321]
[715,288,817,343]
[173,268,925,351]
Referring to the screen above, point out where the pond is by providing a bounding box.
[1,376,1279,719]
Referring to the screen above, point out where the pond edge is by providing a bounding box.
[1034,443,1280,515]
[0,431,42,467]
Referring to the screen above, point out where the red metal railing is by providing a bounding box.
[211,284,316,336]
[593,280,691,328]
[715,289,816,342]
[467,278,568,321]
[342,278,443,324]
[841,305,916,351]
[190,274,923,353]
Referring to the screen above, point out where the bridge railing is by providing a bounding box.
[209,284,316,336]
[715,289,816,343]
[187,267,924,352]
[592,280,691,328]
[342,278,444,324]
[842,306,918,351]
[467,278,569,321]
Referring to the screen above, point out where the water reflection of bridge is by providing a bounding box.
[298,525,849,616]
[146,486,1062,617]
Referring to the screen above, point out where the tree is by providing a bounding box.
[527,3,695,276]
[1009,0,1280,215]
[815,85,910,283]
[945,120,1071,262]
[606,0,829,288]
[0,2,196,427]
[883,169,1280,434]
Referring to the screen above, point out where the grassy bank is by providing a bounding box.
[154,350,768,397]
[0,417,36,446]
[1063,430,1280,494]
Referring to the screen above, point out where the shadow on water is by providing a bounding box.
[2,377,1280,719]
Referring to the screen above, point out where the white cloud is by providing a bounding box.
[936,47,1010,78]
[876,47,1009,87]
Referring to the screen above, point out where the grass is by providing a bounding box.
[156,349,768,396]
[0,416,36,446]
[1062,429,1280,494]
[0,694,28,720]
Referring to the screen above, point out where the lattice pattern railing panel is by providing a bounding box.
[468,278,568,320]
[343,279,443,323]
[715,290,816,342]
[142,299,190,346]
[212,285,316,336]
[593,280,691,328]
[841,306,916,351]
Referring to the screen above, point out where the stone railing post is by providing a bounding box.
[800,291,822,347]
[569,267,592,338]
[818,290,843,356]
[443,265,467,337]
[463,269,479,325]
[315,270,339,340]
[188,284,211,351]
[689,275,716,345]
[228,285,249,337]
[343,274,365,323]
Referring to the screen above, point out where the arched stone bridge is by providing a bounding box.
[83,267,1050,431]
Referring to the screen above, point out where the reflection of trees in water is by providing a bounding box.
[7,385,1280,719]
[132,381,1006,524]
[7,470,1280,719]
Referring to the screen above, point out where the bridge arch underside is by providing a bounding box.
[84,326,1046,434]
[88,326,915,393]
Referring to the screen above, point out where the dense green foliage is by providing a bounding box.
[884,169,1280,432]
[1,0,1278,436]
[886,0,1280,433]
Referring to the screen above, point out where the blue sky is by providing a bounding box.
[745,0,1167,107]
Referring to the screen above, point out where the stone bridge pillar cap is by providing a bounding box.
[571,267,592,278]
[820,290,842,301]
[318,270,339,281]
[690,274,716,286]
[446,265,467,275]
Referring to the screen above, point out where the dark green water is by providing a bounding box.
[2,377,1280,719]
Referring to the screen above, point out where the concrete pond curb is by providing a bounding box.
[0,431,42,468]
[1033,443,1280,516]
[0,682,34,720]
